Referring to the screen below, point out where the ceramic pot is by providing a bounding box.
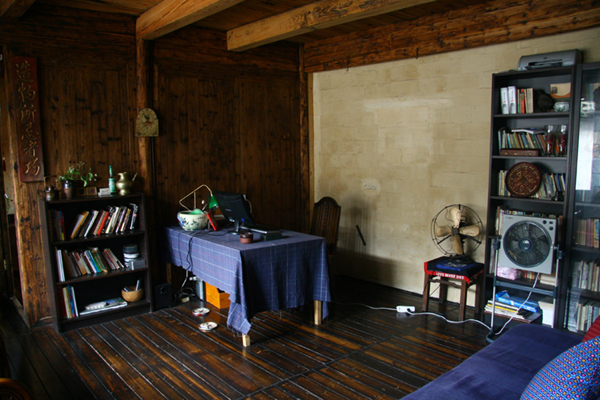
[177,209,208,231]
[116,172,137,195]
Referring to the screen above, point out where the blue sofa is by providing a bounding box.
[403,324,582,400]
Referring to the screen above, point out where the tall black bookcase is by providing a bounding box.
[484,66,576,330]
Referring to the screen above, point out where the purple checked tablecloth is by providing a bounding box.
[164,226,331,335]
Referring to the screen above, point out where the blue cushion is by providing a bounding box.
[521,336,600,400]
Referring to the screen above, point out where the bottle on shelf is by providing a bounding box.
[558,125,568,157]
[108,165,116,195]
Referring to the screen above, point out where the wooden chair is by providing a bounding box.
[310,197,341,260]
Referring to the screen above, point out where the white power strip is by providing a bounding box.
[397,306,415,313]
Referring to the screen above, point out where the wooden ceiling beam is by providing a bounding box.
[227,0,435,52]
[136,0,244,41]
[0,0,36,21]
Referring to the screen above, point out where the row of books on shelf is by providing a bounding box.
[499,86,535,115]
[573,218,600,249]
[497,171,566,200]
[55,247,125,281]
[567,299,599,333]
[61,287,127,319]
[497,128,550,155]
[64,203,138,240]
[494,207,562,236]
[571,259,600,292]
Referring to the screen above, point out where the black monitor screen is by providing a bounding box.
[213,191,255,233]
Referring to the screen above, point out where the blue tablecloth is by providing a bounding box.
[164,226,331,335]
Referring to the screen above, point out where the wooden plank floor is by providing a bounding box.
[1,275,490,399]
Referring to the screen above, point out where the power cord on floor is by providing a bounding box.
[333,301,491,329]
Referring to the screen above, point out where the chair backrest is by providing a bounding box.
[310,197,341,257]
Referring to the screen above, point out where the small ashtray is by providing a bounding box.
[198,321,217,332]
[240,232,254,244]
[192,307,209,316]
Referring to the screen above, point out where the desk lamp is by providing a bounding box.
[179,184,217,211]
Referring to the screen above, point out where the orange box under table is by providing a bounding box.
[205,282,230,309]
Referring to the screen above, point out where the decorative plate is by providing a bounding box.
[505,162,542,198]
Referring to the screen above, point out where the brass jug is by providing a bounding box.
[116,172,137,195]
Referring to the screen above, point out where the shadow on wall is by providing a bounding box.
[332,249,400,287]
[331,197,401,284]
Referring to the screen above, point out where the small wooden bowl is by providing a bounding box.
[240,232,253,244]
[121,287,143,302]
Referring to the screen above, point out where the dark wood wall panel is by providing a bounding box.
[153,71,238,226]
[237,76,301,230]
[152,27,305,249]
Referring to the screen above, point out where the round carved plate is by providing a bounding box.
[505,162,542,198]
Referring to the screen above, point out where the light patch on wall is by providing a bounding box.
[361,178,381,196]
[362,97,453,110]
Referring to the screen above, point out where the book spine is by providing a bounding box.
[129,203,138,230]
[63,286,72,318]
[508,86,517,114]
[500,87,509,114]
[70,285,79,317]
[55,248,65,282]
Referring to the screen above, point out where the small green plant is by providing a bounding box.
[58,162,98,187]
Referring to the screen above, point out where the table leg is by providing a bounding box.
[197,279,205,301]
[242,334,251,347]
[314,300,322,325]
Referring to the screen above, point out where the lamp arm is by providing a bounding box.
[179,184,213,211]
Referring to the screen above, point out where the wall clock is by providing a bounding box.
[136,108,159,137]
[505,162,542,198]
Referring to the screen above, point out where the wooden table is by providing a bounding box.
[164,226,331,346]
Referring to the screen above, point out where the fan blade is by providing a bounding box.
[453,234,464,255]
[460,224,480,237]
[449,207,462,228]
[435,226,453,237]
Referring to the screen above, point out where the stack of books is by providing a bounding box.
[484,300,541,322]
[485,291,542,322]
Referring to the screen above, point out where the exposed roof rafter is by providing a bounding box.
[136,0,244,41]
[227,0,435,52]
[0,0,36,21]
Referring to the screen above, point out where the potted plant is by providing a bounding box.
[58,162,98,199]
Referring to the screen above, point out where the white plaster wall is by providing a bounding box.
[312,27,600,303]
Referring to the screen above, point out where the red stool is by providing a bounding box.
[422,256,484,321]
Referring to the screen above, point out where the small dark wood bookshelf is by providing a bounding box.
[39,192,152,332]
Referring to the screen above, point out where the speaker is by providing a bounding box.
[154,282,174,310]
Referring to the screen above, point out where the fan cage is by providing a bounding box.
[502,220,552,269]
[430,204,483,258]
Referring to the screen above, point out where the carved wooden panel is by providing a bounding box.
[11,56,45,182]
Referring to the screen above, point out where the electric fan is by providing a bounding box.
[431,204,484,260]
[498,214,556,274]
